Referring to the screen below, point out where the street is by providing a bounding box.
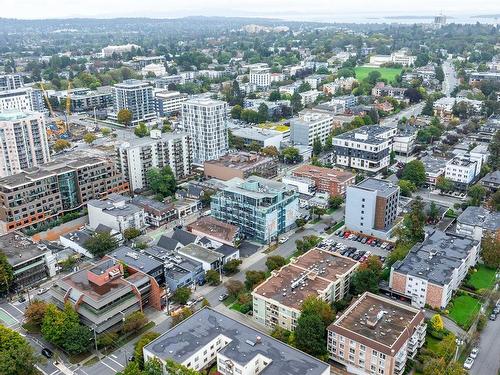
[380,102,425,128]
[442,59,458,97]
[470,314,500,375]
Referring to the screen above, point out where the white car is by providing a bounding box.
[470,347,479,359]
[278,237,288,244]
[463,357,474,370]
[37,288,48,295]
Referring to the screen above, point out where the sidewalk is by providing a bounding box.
[213,303,272,334]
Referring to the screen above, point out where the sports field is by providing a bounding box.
[354,66,402,83]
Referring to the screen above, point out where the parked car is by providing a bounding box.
[41,348,53,359]
[361,237,367,244]
[18,295,26,303]
[218,294,229,302]
[470,347,479,359]
[493,306,500,315]
[490,313,497,321]
[278,236,288,244]
[338,231,344,238]
[463,357,474,370]
[37,288,48,295]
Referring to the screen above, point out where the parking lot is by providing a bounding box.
[321,230,392,260]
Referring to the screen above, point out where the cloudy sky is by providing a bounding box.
[4,0,500,21]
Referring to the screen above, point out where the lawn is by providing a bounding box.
[468,265,497,290]
[354,66,402,83]
[448,295,481,330]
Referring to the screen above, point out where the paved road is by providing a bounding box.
[380,102,425,128]
[442,60,458,97]
[470,314,500,375]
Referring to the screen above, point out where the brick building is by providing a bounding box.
[204,151,277,181]
[291,165,355,197]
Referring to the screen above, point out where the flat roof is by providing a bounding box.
[328,292,424,355]
[178,243,222,264]
[254,248,358,311]
[187,216,238,243]
[0,232,49,267]
[392,231,479,286]
[420,155,449,173]
[457,206,500,231]
[144,307,330,375]
[292,164,354,183]
[355,178,399,198]
[333,125,393,145]
[231,127,282,141]
[108,246,163,274]
[204,151,274,171]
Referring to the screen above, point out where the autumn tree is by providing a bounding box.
[53,139,71,152]
[117,108,133,126]
[24,299,48,326]
[429,314,444,332]
[225,280,244,297]
[481,233,500,268]
[83,132,97,144]
[123,311,148,333]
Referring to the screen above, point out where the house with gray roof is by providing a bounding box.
[480,170,500,191]
[390,231,480,309]
[143,307,330,375]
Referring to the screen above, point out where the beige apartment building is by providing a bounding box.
[327,292,426,375]
[252,248,358,331]
[204,151,277,181]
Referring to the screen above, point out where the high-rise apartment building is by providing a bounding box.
[110,79,156,125]
[0,87,46,113]
[249,67,271,89]
[181,98,228,165]
[0,155,128,234]
[116,129,192,192]
[0,110,50,177]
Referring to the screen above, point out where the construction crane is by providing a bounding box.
[64,80,72,135]
[40,82,66,137]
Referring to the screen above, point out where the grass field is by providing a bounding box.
[354,66,402,83]
[448,295,481,330]
[469,265,497,290]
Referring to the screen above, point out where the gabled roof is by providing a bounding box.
[157,236,181,251]
[171,229,197,246]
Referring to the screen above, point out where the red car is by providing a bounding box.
[343,231,351,238]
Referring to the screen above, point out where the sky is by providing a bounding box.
[3,0,500,21]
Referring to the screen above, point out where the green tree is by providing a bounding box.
[171,307,193,326]
[222,259,242,275]
[423,357,446,375]
[257,103,269,123]
[84,232,118,257]
[245,270,267,290]
[0,325,38,375]
[481,233,500,268]
[265,255,287,271]
[101,127,112,136]
[134,332,160,368]
[172,287,192,305]
[312,206,327,220]
[302,296,335,327]
[134,123,150,138]
[435,333,457,363]
[402,160,426,187]
[427,201,440,222]
[97,332,119,350]
[230,104,242,119]
[436,176,454,192]
[146,166,177,198]
[488,130,500,170]
[53,139,71,152]
[401,197,426,243]
[291,91,303,113]
[123,227,141,241]
[165,359,199,375]
[312,137,322,156]
[328,195,344,210]
[295,312,327,357]
[281,147,301,164]
[398,179,417,197]
[0,251,14,293]
[467,184,486,206]
[117,109,133,125]
[83,132,97,144]
[205,269,221,286]
[261,145,279,157]
[123,311,148,333]
[269,91,281,101]
[64,324,92,354]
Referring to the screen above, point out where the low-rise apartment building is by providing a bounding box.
[1,232,56,291]
[249,67,271,89]
[211,176,299,244]
[372,82,407,99]
[291,164,355,197]
[131,195,177,227]
[87,194,146,234]
[0,155,128,235]
[50,257,165,333]
[456,206,500,241]
[332,125,396,173]
[345,178,400,240]
[444,155,480,190]
[327,292,426,375]
[204,152,277,181]
[420,155,448,186]
[299,89,321,106]
[390,231,480,309]
[187,216,240,247]
[230,127,284,149]
[393,126,417,156]
[252,248,358,330]
[143,307,330,375]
